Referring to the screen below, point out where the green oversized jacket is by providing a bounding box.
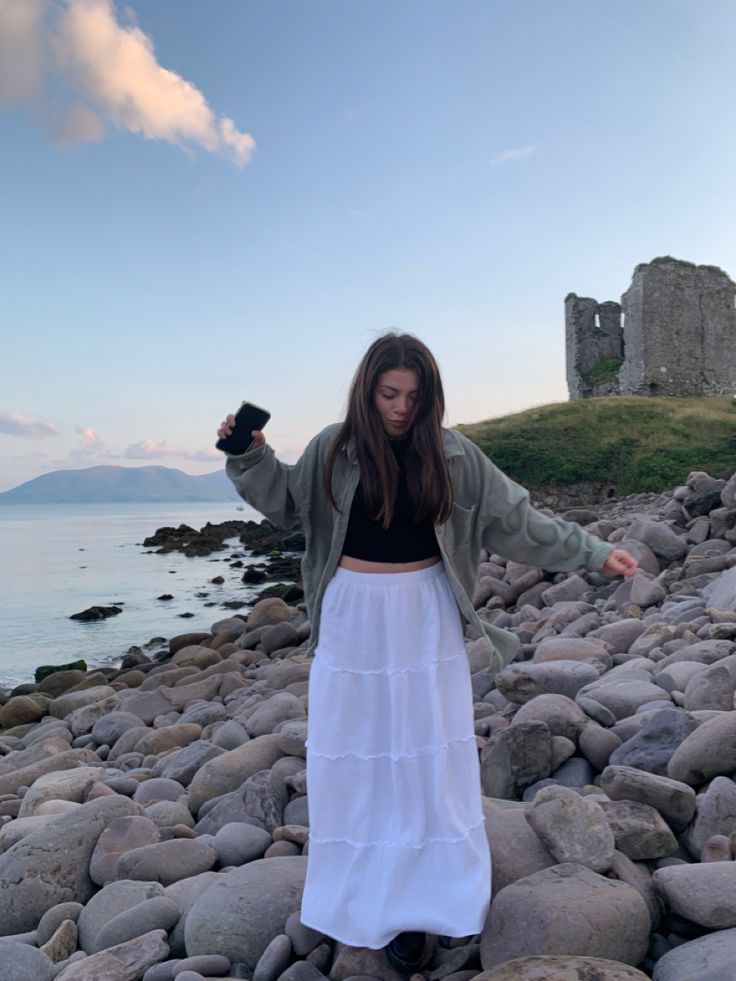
[225,424,613,674]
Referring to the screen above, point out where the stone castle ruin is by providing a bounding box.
[566,256,736,399]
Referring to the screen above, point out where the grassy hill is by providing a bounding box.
[459,396,736,499]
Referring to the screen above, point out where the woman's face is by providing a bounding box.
[373,368,419,437]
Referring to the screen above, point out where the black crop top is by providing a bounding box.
[341,436,440,562]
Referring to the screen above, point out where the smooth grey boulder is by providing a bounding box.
[213,822,272,866]
[323,942,404,981]
[549,756,594,788]
[626,518,687,561]
[580,681,670,721]
[496,662,601,704]
[55,929,169,981]
[17,765,102,818]
[480,722,553,800]
[630,572,667,608]
[94,896,180,952]
[525,786,615,872]
[133,778,187,806]
[608,850,661,930]
[89,815,160,886]
[91,711,144,748]
[667,712,736,784]
[108,726,152,762]
[211,720,250,751]
[703,566,736,612]
[164,871,223,959]
[49,686,116,719]
[243,693,306,739]
[652,928,736,980]
[683,655,736,711]
[277,722,308,759]
[481,956,651,980]
[0,943,54,981]
[653,862,736,928]
[655,660,708,694]
[115,839,217,886]
[686,776,736,858]
[0,748,100,797]
[541,576,590,606]
[598,800,678,861]
[480,863,649,970]
[533,638,611,666]
[188,734,284,815]
[282,795,309,828]
[628,623,673,657]
[599,765,696,827]
[511,695,588,741]
[578,723,621,772]
[143,799,194,830]
[179,702,229,729]
[482,798,556,897]
[36,903,83,947]
[610,708,698,776]
[185,856,307,968]
[195,767,289,836]
[721,472,736,510]
[253,933,292,981]
[114,689,176,726]
[284,910,324,957]
[160,675,222,711]
[78,880,165,953]
[135,724,202,758]
[150,741,225,787]
[655,639,735,672]
[260,621,299,655]
[0,794,140,935]
[587,619,646,654]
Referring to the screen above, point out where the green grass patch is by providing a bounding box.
[458,396,736,496]
[583,355,624,385]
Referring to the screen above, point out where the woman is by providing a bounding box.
[218,333,637,974]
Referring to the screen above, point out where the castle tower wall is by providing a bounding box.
[619,257,736,396]
[565,294,623,398]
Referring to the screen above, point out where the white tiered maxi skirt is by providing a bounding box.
[300,563,492,949]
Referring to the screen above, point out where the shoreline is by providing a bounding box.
[0,473,734,977]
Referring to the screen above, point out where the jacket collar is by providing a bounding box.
[344,428,466,465]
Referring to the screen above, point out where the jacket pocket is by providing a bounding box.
[447,501,477,553]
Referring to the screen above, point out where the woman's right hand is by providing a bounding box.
[217,413,266,448]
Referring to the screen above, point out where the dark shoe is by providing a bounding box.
[386,931,427,974]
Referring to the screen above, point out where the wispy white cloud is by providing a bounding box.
[0,0,255,166]
[0,410,58,439]
[124,439,219,463]
[491,145,538,166]
[70,424,114,458]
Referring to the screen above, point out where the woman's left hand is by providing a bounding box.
[601,548,638,579]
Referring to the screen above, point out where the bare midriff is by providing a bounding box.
[338,555,441,573]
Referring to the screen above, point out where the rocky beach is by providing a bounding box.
[1,469,736,980]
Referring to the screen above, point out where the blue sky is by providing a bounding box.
[2,0,736,491]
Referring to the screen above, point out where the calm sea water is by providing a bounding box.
[0,501,267,687]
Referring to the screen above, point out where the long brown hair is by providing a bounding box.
[324,332,453,527]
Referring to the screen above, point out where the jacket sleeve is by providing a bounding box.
[469,442,613,573]
[224,441,304,531]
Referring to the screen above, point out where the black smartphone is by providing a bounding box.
[216,401,271,455]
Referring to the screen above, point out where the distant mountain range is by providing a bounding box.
[0,465,238,504]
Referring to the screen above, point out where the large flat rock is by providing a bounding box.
[480,863,649,970]
[0,795,140,934]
